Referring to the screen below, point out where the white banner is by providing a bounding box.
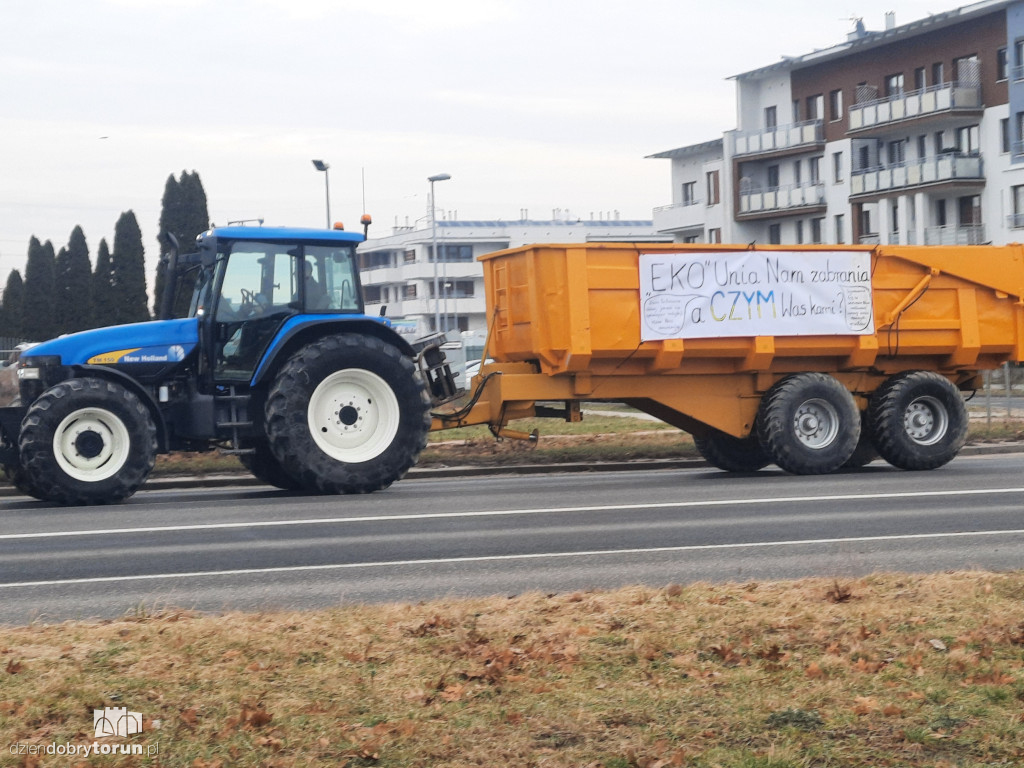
[639,250,874,341]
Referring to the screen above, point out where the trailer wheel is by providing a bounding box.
[239,440,302,491]
[265,334,430,494]
[18,378,157,504]
[756,373,859,475]
[841,413,878,469]
[867,371,967,470]
[693,429,770,472]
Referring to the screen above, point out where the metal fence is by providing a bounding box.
[977,362,1024,423]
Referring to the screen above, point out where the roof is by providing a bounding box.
[731,0,1012,81]
[202,225,365,244]
[646,139,724,160]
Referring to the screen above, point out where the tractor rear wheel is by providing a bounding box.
[239,440,302,490]
[18,378,157,504]
[265,334,430,494]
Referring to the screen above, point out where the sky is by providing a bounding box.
[0,0,948,283]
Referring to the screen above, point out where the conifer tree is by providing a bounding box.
[21,237,57,340]
[154,170,210,317]
[111,211,149,325]
[0,270,25,341]
[91,238,115,328]
[55,226,93,333]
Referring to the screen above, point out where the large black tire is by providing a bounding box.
[18,378,157,504]
[265,334,430,494]
[756,373,859,475]
[693,429,770,472]
[841,412,879,469]
[239,440,302,491]
[867,371,968,470]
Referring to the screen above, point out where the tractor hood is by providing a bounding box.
[22,318,200,368]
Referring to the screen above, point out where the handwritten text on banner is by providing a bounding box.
[638,250,874,341]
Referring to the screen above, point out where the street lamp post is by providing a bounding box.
[428,173,451,333]
[312,159,331,228]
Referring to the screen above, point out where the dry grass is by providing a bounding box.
[2,572,1023,767]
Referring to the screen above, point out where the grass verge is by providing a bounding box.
[1,572,1023,766]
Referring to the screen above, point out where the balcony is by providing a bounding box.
[849,153,983,198]
[737,181,826,220]
[732,120,823,158]
[923,224,986,245]
[848,82,982,134]
[1007,213,1024,229]
[652,199,705,233]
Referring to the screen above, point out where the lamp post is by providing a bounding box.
[428,173,451,333]
[312,159,331,228]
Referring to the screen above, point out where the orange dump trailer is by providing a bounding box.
[430,243,1024,475]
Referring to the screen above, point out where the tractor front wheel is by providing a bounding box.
[18,378,157,504]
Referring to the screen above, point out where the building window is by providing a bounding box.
[795,220,805,245]
[953,54,979,83]
[681,181,696,205]
[888,139,906,165]
[936,199,947,227]
[860,208,873,238]
[682,234,700,243]
[403,249,416,263]
[932,61,944,85]
[363,285,383,303]
[403,284,417,299]
[1002,118,1011,154]
[768,224,781,245]
[809,156,821,184]
[1011,185,1024,227]
[434,244,474,262]
[832,151,843,183]
[998,47,1008,81]
[792,99,800,122]
[811,218,825,244]
[806,94,823,120]
[706,170,720,206]
[764,105,777,129]
[793,160,802,185]
[956,124,980,154]
[914,66,927,90]
[708,228,722,244]
[828,89,843,121]
[834,214,845,244]
[767,165,780,189]
[884,72,904,97]
[917,135,928,159]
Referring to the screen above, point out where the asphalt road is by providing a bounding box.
[1,453,1022,624]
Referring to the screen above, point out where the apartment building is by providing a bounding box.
[652,0,1024,247]
[358,217,668,363]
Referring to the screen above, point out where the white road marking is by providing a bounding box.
[1,527,1023,590]
[1,487,1022,542]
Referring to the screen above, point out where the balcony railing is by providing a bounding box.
[732,120,824,157]
[653,199,706,232]
[849,153,983,196]
[738,181,826,216]
[848,81,981,132]
[923,224,986,245]
[1007,213,1024,229]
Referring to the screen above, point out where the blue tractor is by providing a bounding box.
[0,225,454,505]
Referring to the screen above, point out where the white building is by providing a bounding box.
[652,0,1024,248]
[358,217,668,363]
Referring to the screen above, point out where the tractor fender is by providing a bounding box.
[69,364,171,452]
[250,316,416,389]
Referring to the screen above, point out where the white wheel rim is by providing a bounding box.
[793,398,840,449]
[307,368,400,463]
[52,407,131,482]
[903,395,948,445]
